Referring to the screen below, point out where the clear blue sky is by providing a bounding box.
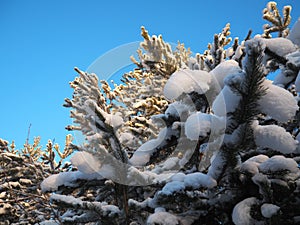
[0,0,299,149]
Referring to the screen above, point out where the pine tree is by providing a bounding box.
[0,136,73,224]
[2,1,299,224]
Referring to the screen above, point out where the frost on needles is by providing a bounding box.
[1,1,300,225]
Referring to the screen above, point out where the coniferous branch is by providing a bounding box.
[229,39,267,138]
[50,194,121,224]
[36,2,300,224]
[262,1,292,38]
[216,39,268,184]
[204,23,232,70]
[65,67,128,163]
[0,137,74,224]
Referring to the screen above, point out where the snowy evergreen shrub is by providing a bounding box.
[40,2,300,225]
[1,1,300,225]
[0,136,74,224]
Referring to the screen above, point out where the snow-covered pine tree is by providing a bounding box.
[40,2,300,224]
[0,136,74,224]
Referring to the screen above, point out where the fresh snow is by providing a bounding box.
[258,80,298,123]
[147,211,180,225]
[245,154,270,164]
[295,71,300,92]
[104,112,123,129]
[264,37,297,57]
[160,157,180,171]
[160,181,186,195]
[184,112,211,140]
[252,120,298,154]
[258,155,299,174]
[185,112,225,141]
[286,51,300,68]
[50,194,120,216]
[119,132,136,147]
[183,172,217,189]
[51,194,82,205]
[207,151,226,180]
[224,72,244,88]
[273,71,295,87]
[71,151,102,174]
[232,197,261,225]
[251,173,269,187]
[165,102,191,120]
[210,60,243,89]
[171,172,186,182]
[240,155,269,175]
[296,132,300,154]
[212,85,241,116]
[37,221,59,225]
[129,128,167,166]
[164,69,211,100]
[261,203,280,218]
[233,45,244,60]
[288,17,300,46]
[41,171,102,192]
[159,172,216,196]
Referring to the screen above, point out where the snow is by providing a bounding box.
[225,48,235,59]
[232,197,260,225]
[295,71,300,92]
[159,172,216,196]
[183,172,217,189]
[296,133,300,154]
[210,60,243,89]
[261,203,280,218]
[264,37,297,57]
[51,194,82,205]
[288,18,300,46]
[104,112,123,129]
[119,132,136,147]
[149,157,180,174]
[147,211,180,225]
[212,85,241,117]
[252,120,298,154]
[246,154,270,164]
[240,155,269,175]
[163,69,211,100]
[197,141,223,172]
[258,80,298,123]
[37,221,59,225]
[185,112,225,141]
[187,57,200,70]
[130,128,167,166]
[251,173,269,186]
[233,45,244,60]
[244,37,266,57]
[207,151,226,180]
[259,155,299,174]
[273,71,295,87]
[50,194,120,217]
[126,167,176,186]
[165,102,191,120]
[160,181,186,195]
[129,139,160,167]
[286,51,300,68]
[224,72,244,88]
[184,112,211,140]
[160,157,180,170]
[128,197,157,210]
[171,172,186,182]
[71,151,101,174]
[41,171,102,192]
